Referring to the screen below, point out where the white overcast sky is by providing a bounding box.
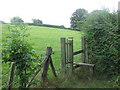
[0,0,119,27]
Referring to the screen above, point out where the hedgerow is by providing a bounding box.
[78,9,120,76]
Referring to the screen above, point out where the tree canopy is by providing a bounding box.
[32,19,43,25]
[10,16,24,24]
[70,8,88,29]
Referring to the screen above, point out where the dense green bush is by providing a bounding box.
[77,9,120,76]
[2,23,41,88]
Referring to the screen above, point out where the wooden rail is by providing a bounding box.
[73,62,94,67]
[73,50,83,55]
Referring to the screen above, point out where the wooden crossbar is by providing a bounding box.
[73,62,95,67]
[73,50,83,55]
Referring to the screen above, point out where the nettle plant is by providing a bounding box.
[2,23,41,88]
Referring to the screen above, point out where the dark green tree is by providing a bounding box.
[70,8,88,29]
[10,16,24,24]
[32,19,43,25]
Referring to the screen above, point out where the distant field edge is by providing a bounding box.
[27,23,80,31]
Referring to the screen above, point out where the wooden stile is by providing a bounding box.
[60,37,95,75]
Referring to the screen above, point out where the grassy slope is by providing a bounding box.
[28,26,83,70]
[1,24,112,88]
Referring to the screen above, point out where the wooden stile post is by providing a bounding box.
[8,62,16,90]
[66,38,69,67]
[81,36,86,63]
[49,56,57,77]
[40,47,52,82]
[68,37,73,74]
[61,38,66,73]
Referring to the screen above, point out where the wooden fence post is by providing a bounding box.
[81,36,86,63]
[8,62,16,90]
[49,56,57,77]
[40,47,52,82]
[61,38,66,73]
[68,37,73,74]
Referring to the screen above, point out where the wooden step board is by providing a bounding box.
[73,62,95,67]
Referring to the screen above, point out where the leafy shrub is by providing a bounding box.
[2,23,41,88]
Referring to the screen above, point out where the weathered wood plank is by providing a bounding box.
[61,38,66,72]
[73,50,83,55]
[40,59,50,82]
[73,62,94,67]
[81,36,86,63]
[68,37,73,74]
[26,69,41,88]
[8,62,16,90]
[66,38,69,64]
[50,56,57,77]
[40,47,52,82]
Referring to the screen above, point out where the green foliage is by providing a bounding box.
[70,8,88,29]
[2,23,41,88]
[10,16,24,24]
[77,9,120,76]
[32,19,43,25]
[113,76,120,88]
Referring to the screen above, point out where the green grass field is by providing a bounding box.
[1,24,113,88]
[28,26,84,69]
